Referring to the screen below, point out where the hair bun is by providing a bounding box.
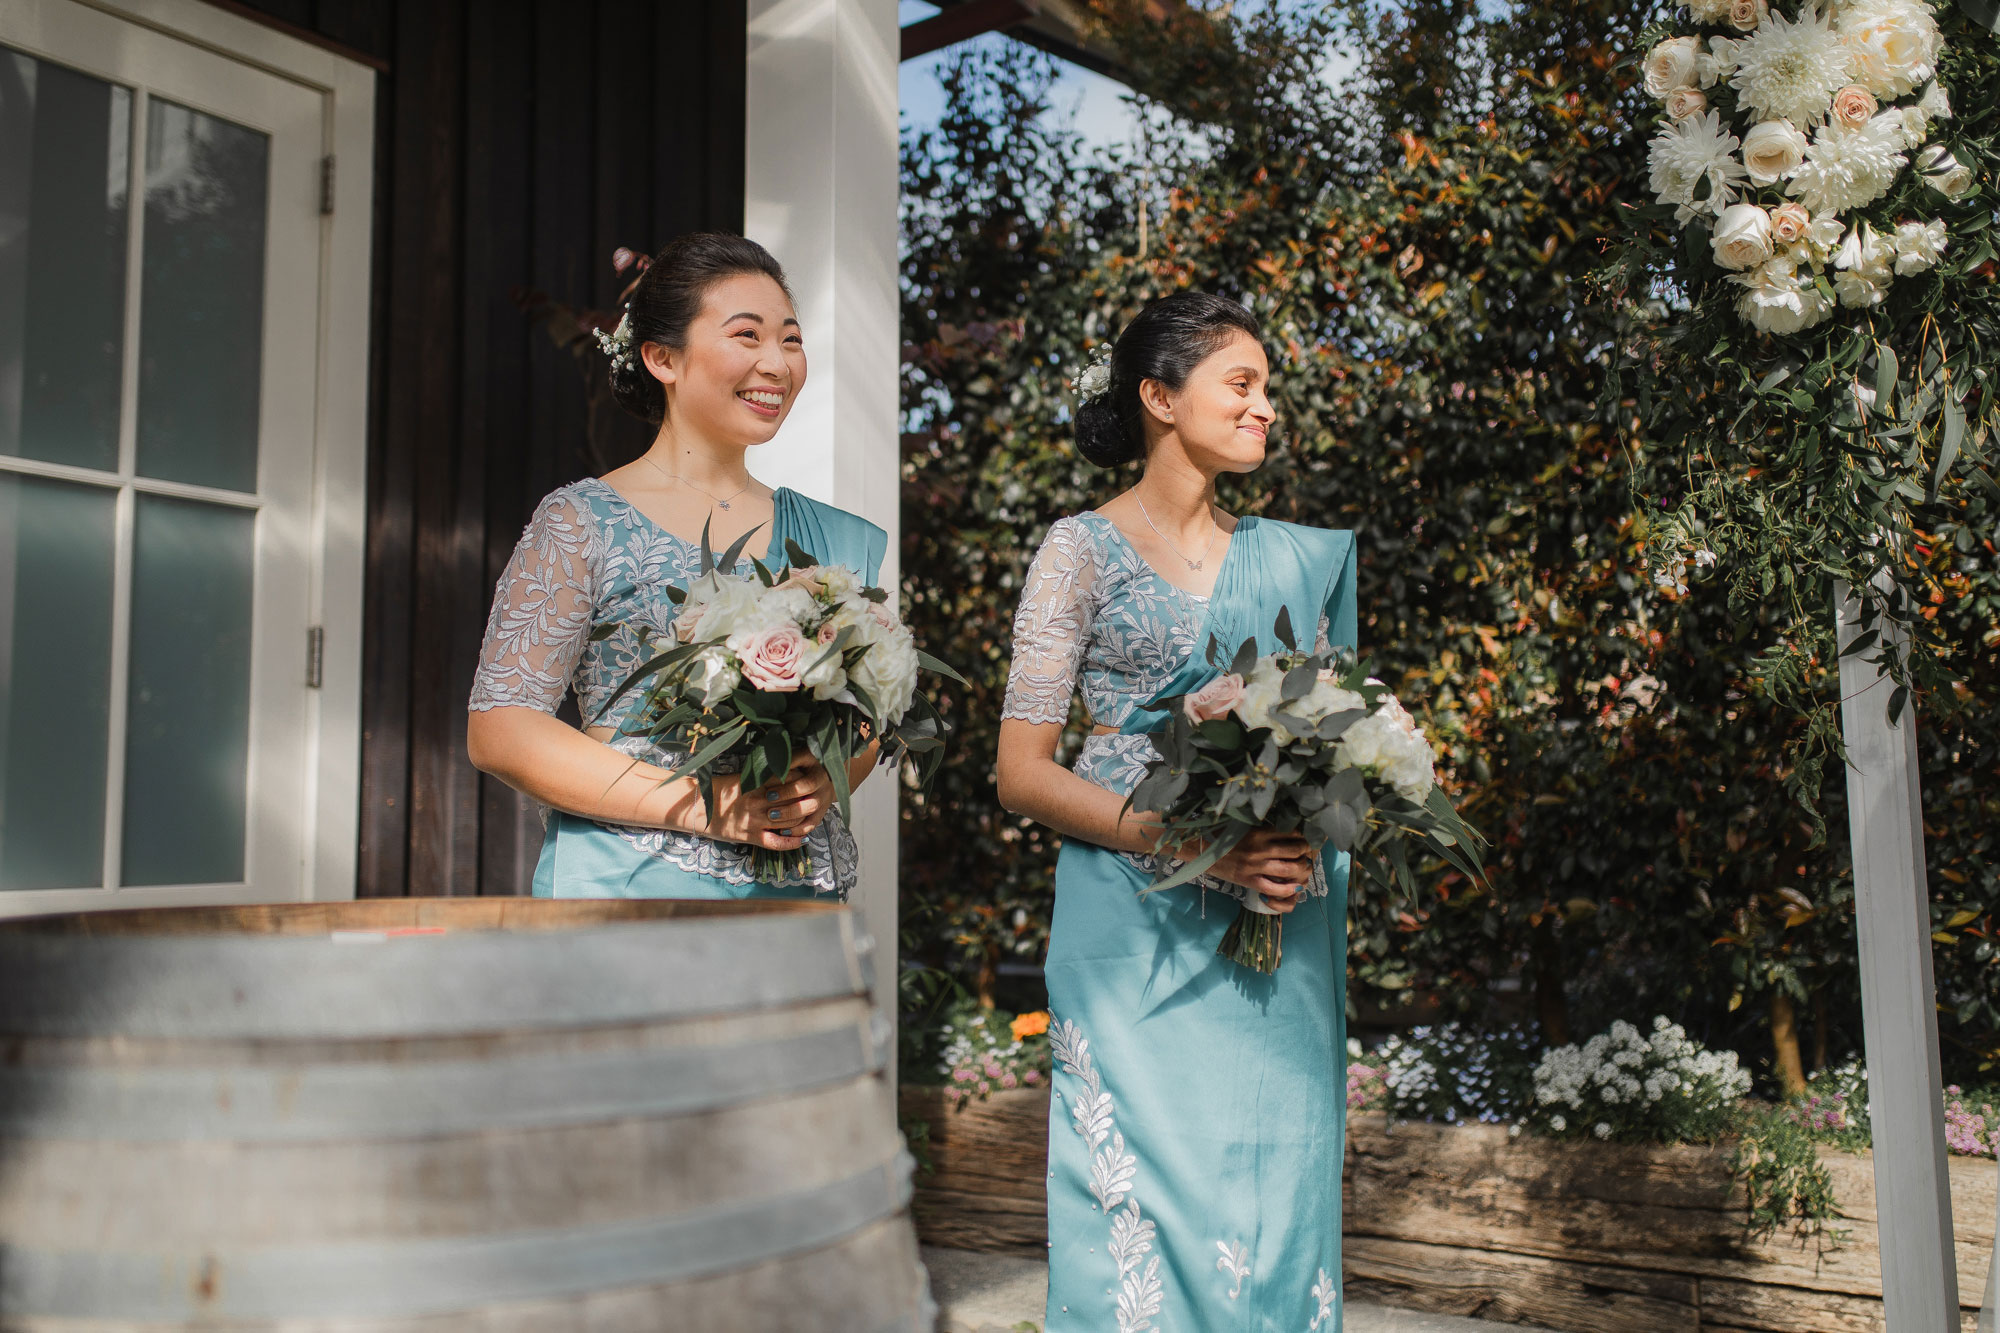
[608,350,665,425]
[1075,396,1141,468]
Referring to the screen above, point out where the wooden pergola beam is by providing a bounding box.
[900,0,1040,61]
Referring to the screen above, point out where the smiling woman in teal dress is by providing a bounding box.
[466,233,886,900]
[997,292,1356,1331]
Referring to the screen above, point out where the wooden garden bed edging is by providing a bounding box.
[899,1088,1996,1332]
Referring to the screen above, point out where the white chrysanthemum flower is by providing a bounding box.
[1731,4,1855,126]
[1648,110,1748,223]
[1787,112,1908,215]
[1837,0,1942,100]
[1732,255,1835,334]
[1893,218,1948,274]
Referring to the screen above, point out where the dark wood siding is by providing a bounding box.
[225,0,747,896]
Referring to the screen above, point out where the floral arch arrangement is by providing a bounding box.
[1610,0,1998,789]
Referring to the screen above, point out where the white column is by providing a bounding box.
[744,0,902,1043]
[1835,581,1959,1330]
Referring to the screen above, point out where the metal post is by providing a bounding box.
[1834,581,1959,1330]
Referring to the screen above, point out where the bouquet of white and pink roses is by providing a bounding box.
[1124,609,1484,973]
[601,526,963,879]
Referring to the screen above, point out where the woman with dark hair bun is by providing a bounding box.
[997,291,1357,1330]
[465,233,886,899]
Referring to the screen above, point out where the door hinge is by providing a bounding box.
[306,626,325,688]
[319,155,336,215]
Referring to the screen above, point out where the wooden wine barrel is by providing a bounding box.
[0,897,932,1331]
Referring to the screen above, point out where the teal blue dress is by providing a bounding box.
[469,478,887,899]
[1003,511,1356,1333]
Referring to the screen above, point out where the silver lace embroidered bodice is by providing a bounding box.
[468,478,857,895]
[1001,512,1330,901]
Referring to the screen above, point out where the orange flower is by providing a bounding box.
[1010,1011,1050,1041]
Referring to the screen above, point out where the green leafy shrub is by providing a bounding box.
[1531,1017,1753,1143]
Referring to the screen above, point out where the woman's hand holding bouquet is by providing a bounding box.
[600,524,964,880]
[1124,608,1485,973]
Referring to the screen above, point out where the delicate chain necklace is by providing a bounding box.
[1135,495,1220,572]
[642,454,751,511]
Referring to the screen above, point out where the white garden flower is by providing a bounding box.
[1914,143,1973,198]
[1837,0,1943,100]
[1648,111,1748,223]
[674,570,774,643]
[1740,120,1809,186]
[848,620,921,721]
[1787,112,1909,215]
[1893,105,1930,150]
[1917,79,1952,122]
[1697,36,1742,89]
[1829,85,1878,128]
[1730,4,1856,127]
[1732,255,1834,334]
[1644,36,1703,99]
[1768,201,1812,247]
[1689,0,1733,19]
[1234,660,1291,739]
[1833,222,1894,307]
[1893,218,1948,275]
[1711,203,1776,270]
[682,644,741,706]
[1595,1122,1613,1139]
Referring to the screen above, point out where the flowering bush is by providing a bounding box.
[933,1005,1051,1106]
[1533,1017,1753,1143]
[1942,1084,1999,1157]
[1784,1056,1874,1149]
[1357,1023,1539,1124]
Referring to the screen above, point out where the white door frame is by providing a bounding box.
[0,0,372,916]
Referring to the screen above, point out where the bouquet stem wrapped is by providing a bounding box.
[1125,607,1485,974]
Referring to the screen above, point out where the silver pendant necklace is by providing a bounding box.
[1136,495,1219,572]
[643,454,750,511]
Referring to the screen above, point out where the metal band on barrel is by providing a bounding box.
[0,914,862,1038]
[0,1021,886,1141]
[0,1154,916,1321]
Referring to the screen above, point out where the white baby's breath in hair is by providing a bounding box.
[1075,341,1114,404]
[594,311,638,374]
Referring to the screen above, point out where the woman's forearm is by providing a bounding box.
[997,753,1165,857]
[466,707,710,832]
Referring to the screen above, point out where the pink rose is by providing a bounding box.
[732,625,808,691]
[1831,85,1878,128]
[1726,0,1765,31]
[1664,88,1707,121]
[816,622,840,645]
[864,601,900,631]
[1183,673,1247,724]
[1769,202,1811,245]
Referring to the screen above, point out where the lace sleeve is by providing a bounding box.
[1002,516,1098,724]
[468,490,603,713]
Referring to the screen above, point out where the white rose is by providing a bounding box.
[1665,87,1708,121]
[1802,213,1846,262]
[1732,255,1835,335]
[1839,0,1943,100]
[682,644,741,706]
[800,642,848,701]
[1915,143,1973,198]
[675,571,769,643]
[1711,204,1775,271]
[1234,661,1291,739]
[1830,85,1878,128]
[1739,120,1808,186]
[849,626,921,722]
[1727,0,1766,30]
[1688,0,1732,18]
[1380,727,1437,802]
[1893,218,1948,275]
[1643,36,1701,99]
